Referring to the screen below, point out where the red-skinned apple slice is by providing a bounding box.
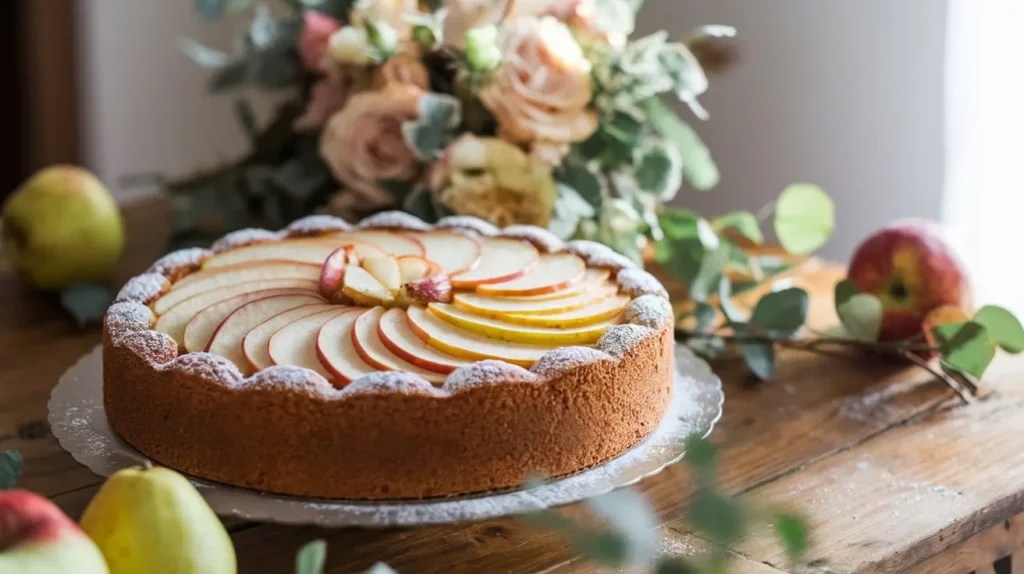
[318,245,361,303]
[342,265,394,306]
[182,288,323,352]
[406,305,556,367]
[453,281,619,318]
[414,231,481,275]
[427,303,614,345]
[396,256,452,305]
[450,238,538,288]
[268,307,350,382]
[351,307,446,383]
[476,252,586,296]
[202,239,386,269]
[154,278,318,343]
[0,490,108,574]
[316,310,375,385]
[378,308,471,373]
[506,268,612,302]
[396,256,439,284]
[313,230,424,257]
[206,295,328,374]
[243,304,336,372]
[155,262,321,314]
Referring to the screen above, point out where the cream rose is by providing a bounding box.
[479,16,598,161]
[373,50,430,90]
[320,84,424,213]
[443,0,584,48]
[350,0,420,37]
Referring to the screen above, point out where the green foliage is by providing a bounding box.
[749,288,809,338]
[643,99,719,191]
[972,305,1024,353]
[402,94,462,161]
[834,279,858,308]
[773,184,835,255]
[295,539,327,574]
[775,514,809,560]
[549,185,597,240]
[735,325,775,380]
[932,321,997,379]
[0,450,23,489]
[837,293,883,342]
[712,212,763,244]
[60,284,114,329]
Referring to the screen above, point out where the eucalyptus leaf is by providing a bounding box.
[555,162,603,209]
[248,3,277,49]
[234,98,259,141]
[773,184,834,255]
[550,185,597,240]
[775,513,809,561]
[644,99,719,191]
[196,0,227,19]
[689,242,730,302]
[208,61,251,92]
[972,305,1024,353]
[655,557,697,574]
[588,488,658,565]
[717,276,746,324]
[684,435,717,471]
[635,142,683,200]
[180,38,232,69]
[834,279,858,309]
[402,93,462,160]
[688,487,747,545]
[687,25,738,40]
[713,211,763,244]
[658,209,702,240]
[735,326,775,380]
[0,449,23,489]
[295,539,326,574]
[932,322,997,378]
[750,287,809,337]
[836,293,883,342]
[593,0,635,38]
[60,284,115,329]
[694,302,716,331]
[525,510,629,567]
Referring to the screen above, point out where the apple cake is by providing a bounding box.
[103,212,675,499]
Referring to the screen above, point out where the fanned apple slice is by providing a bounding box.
[182,288,322,352]
[476,253,586,296]
[202,240,386,269]
[378,308,472,374]
[206,295,329,373]
[243,304,336,372]
[406,306,556,367]
[500,295,631,328]
[342,265,395,306]
[506,268,612,302]
[314,231,423,257]
[352,308,446,384]
[428,303,614,345]
[268,308,351,382]
[157,262,321,314]
[453,282,619,318]
[450,238,539,288]
[316,310,376,384]
[414,231,481,275]
[154,278,318,343]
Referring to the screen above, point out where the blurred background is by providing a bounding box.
[5,0,1021,303]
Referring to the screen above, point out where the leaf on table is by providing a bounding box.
[773,184,834,255]
[295,539,327,574]
[972,305,1024,353]
[836,293,882,342]
[833,279,858,309]
[0,449,23,489]
[688,487,747,546]
[712,211,763,244]
[932,321,997,378]
[749,287,809,337]
[683,435,717,471]
[60,284,115,329]
[775,513,809,561]
[587,488,658,565]
[655,557,697,574]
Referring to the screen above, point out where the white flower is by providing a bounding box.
[328,26,375,65]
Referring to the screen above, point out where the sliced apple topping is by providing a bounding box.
[206,295,329,373]
[450,238,539,288]
[377,308,471,374]
[396,256,452,306]
[351,307,446,384]
[318,248,453,308]
[268,308,351,382]
[342,265,396,306]
[453,281,619,318]
[406,306,557,367]
[428,303,615,345]
[413,231,481,275]
[497,294,631,328]
[155,262,321,314]
[504,268,612,302]
[243,304,336,372]
[316,310,376,384]
[475,252,586,296]
[202,240,386,269]
[362,255,402,292]
[312,230,424,257]
[182,289,323,352]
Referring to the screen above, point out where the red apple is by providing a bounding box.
[318,245,360,303]
[847,219,971,341]
[0,489,109,573]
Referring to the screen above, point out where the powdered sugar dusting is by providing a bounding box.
[160,352,244,386]
[105,302,154,332]
[110,330,178,364]
[435,216,498,237]
[343,372,441,396]
[115,273,168,304]
[564,240,637,271]
[358,211,430,231]
[286,215,352,236]
[245,366,339,396]
[147,247,210,277]
[211,228,281,253]
[531,347,613,379]
[499,226,564,253]
[444,360,538,391]
[625,295,673,328]
[597,324,657,359]
[617,268,669,299]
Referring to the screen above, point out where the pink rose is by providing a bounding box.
[298,11,342,71]
[294,64,353,132]
[320,84,424,211]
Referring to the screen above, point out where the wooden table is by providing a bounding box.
[4,199,1024,574]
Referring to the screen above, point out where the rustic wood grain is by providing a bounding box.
[908,515,1024,574]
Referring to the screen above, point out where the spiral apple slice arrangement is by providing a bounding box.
[149,229,629,388]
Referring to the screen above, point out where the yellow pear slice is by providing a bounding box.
[406,306,557,367]
[500,295,631,328]
[453,282,619,318]
[428,303,614,345]
[505,268,612,302]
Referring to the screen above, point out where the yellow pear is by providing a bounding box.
[2,165,125,290]
[80,464,236,574]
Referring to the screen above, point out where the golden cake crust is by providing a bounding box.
[103,213,675,500]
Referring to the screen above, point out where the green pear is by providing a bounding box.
[2,165,125,290]
[80,464,236,574]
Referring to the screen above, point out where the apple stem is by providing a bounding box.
[143,459,153,471]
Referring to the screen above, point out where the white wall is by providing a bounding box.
[77,1,285,200]
[639,0,949,259]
